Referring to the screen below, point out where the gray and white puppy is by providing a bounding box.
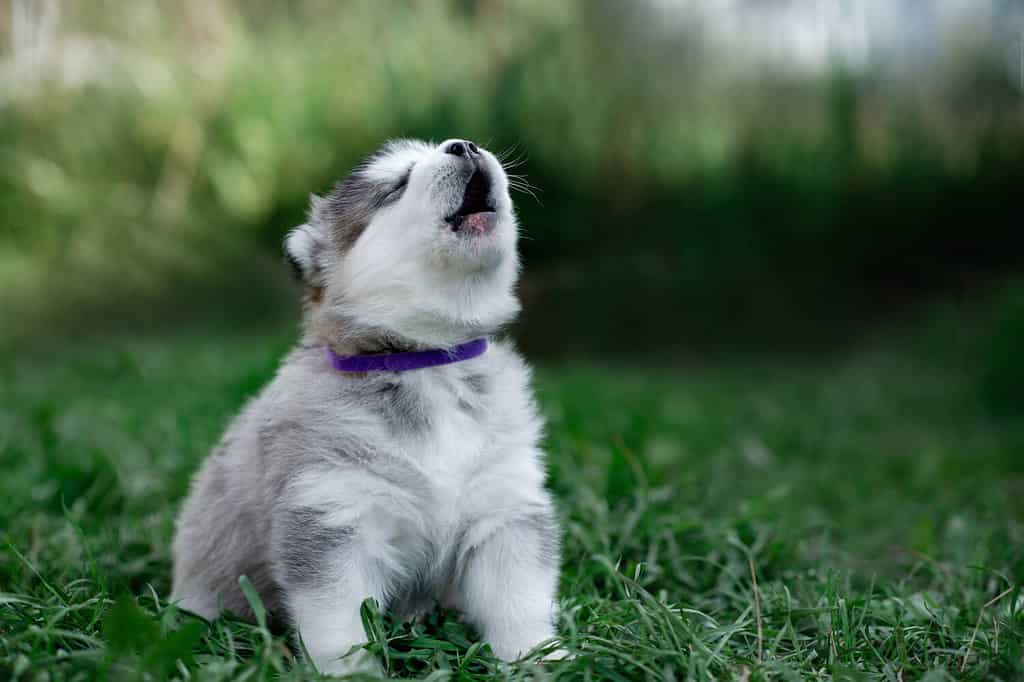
[172,139,561,675]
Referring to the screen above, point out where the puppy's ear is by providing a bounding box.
[283,219,327,288]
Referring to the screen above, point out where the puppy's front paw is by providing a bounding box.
[488,625,559,662]
[316,648,384,678]
[541,647,574,662]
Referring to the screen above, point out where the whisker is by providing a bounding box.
[508,177,543,196]
[498,144,529,171]
[509,183,542,197]
[496,142,521,163]
[503,151,529,168]
[507,173,540,187]
[509,182,543,206]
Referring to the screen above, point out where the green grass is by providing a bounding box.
[1,328,1022,680]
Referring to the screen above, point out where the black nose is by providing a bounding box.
[445,140,479,157]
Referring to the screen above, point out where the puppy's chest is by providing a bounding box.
[292,366,537,609]
[372,373,492,496]
[361,374,493,590]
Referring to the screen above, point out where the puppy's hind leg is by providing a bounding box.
[170,585,221,622]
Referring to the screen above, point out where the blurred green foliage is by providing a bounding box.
[1,0,1022,353]
[976,280,1024,418]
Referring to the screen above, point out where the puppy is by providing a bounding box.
[172,139,561,674]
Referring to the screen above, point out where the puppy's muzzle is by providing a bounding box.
[444,141,496,233]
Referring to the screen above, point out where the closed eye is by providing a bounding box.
[380,163,414,205]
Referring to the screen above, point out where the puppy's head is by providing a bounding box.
[284,139,521,349]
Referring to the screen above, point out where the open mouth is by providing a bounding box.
[445,169,496,233]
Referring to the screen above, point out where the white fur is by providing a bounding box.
[284,223,320,275]
[172,139,562,676]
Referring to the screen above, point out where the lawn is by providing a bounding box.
[1,327,1022,680]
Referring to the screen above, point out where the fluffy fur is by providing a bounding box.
[172,139,561,675]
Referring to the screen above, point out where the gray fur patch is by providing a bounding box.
[519,508,561,570]
[276,507,355,588]
[387,541,451,617]
[316,154,413,253]
[463,373,488,395]
[456,375,486,415]
[373,381,431,434]
[205,462,228,498]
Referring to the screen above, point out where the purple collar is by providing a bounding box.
[326,337,488,373]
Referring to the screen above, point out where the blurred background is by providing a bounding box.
[1,0,1023,367]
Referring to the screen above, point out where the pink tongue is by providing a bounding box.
[462,212,495,234]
